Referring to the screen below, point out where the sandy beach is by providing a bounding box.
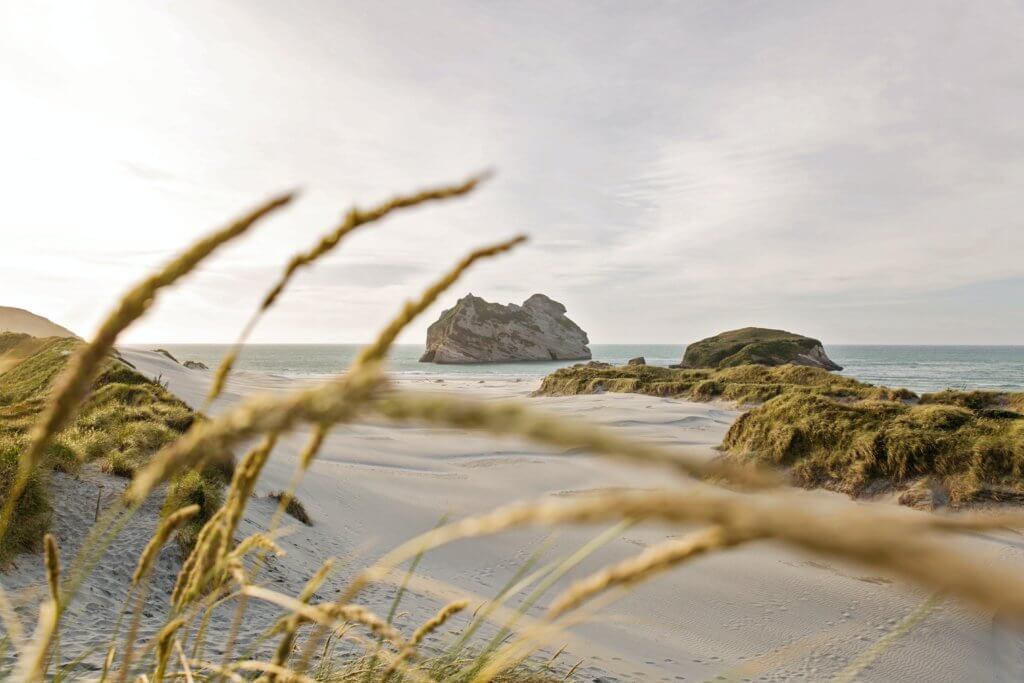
[4,348,1014,681]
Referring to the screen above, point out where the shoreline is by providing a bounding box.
[128,343,1024,395]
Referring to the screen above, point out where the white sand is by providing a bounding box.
[5,349,1020,681]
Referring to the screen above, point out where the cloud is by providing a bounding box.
[2,1,1022,344]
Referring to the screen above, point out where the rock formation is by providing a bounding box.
[680,327,842,371]
[420,294,591,364]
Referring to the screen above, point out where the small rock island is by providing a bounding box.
[680,327,842,371]
[420,293,591,364]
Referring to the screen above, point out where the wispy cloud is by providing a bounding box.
[2,1,1022,344]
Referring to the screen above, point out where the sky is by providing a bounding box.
[1,0,1022,345]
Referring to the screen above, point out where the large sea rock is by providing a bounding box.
[420,294,591,364]
[680,327,842,371]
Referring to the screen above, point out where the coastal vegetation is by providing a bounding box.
[537,361,914,404]
[0,332,225,562]
[726,390,1024,504]
[269,490,313,526]
[538,360,1024,505]
[4,177,1024,682]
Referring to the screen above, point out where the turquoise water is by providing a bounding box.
[145,344,679,379]
[829,345,1024,393]
[144,344,1024,394]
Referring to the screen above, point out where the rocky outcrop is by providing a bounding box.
[420,294,591,364]
[681,327,842,371]
[627,356,646,366]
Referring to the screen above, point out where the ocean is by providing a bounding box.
[143,344,1024,394]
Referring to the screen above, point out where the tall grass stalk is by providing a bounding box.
[461,522,629,681]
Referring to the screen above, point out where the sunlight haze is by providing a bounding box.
[2,0,1022,344]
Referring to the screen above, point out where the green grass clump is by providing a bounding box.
[723,392,1024,502]
[537,362,912,405]
[269,490,313,526]
[0,332,49,374]
[163,469,226,551]
[541,363,1022,504]
[0,336,78,405]
[0,334,223,558]
[920,389,1024,413]
[46,435,82,476]
[0,432,50,562]
[0,331,31,355]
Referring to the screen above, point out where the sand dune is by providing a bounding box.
[6,348,1018,681]
[0,306,76,338]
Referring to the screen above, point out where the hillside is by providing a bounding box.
[0,305,77,339]
[0,332,225,562]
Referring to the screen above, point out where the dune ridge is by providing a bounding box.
[0,306,76,340]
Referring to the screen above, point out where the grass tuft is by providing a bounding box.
[723,391,1024,502]
[269,490,313,526]
[536,362,915,404]
[0,335,221,558]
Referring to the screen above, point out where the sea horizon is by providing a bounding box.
[131,342,1024,394]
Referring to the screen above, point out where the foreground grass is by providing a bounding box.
[0,332,226,561]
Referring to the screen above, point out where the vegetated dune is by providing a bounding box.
[0,305,76,339]
[0,332,224,563]
[539,362,1024,508]
[726,389,1024,505]
[0,332,50,374]
[537,362,914,404]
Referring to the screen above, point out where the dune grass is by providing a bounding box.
[536,361,915,404]
[0,333,49,375]
[539,360,1024,505]
[0,335,223,562]
[724,390,1024,503]
[4,179,1024,682]
[269,490,313,526]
